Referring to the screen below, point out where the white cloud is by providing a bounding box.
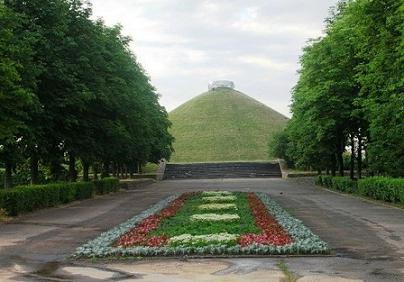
[90,0,338,117]
[238,55,295,71]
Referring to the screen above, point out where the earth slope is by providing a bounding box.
[169,88,288,163]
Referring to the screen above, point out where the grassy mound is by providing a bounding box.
[169,88,288,162]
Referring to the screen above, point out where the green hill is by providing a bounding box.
[168,88,289,163]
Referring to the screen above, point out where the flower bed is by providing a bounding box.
[190,213,240,222]
[75,191,328,257]
[202,191,233,196]
[202,195,237,202]
[198,203,237,210]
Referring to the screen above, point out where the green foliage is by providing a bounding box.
[316,175,404,204]
[0,182,94,216]
[315,175,334,188]
[169,88,288,162]
[316,175,357,193]
[331,177,357,193]
[0,2,38,143]
[268,130,294,167]
[0,0,173,187]
[0,177,119,216]
[279,0,403,177]
[141,163,159,174]
[357,177,404,203]
[93,177,120,195]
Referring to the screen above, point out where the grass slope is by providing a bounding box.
[169,88,288,162]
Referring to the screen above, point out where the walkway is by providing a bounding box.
[0,178,403,281]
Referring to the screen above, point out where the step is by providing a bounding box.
[163,162,282,180]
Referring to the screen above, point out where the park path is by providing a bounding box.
[0,178,403,281]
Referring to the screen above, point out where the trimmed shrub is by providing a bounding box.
[358,177,404,203]
[75,182,94,200]
[315,175,322,186]
[316,175,404,204]
[0,170,4,188]
[331,177,357,193]
[94,177,120,195]
[0,182,94,216]
[316,175,333,188]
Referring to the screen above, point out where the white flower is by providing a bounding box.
[169,233,239,245]
[190,213,240,221]
[202,195,237,202]
[202,191,233,196]
[198,203,237,210]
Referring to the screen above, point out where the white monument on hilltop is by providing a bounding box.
[208,80,235,90]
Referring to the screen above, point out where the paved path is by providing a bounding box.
[0,178,403,281]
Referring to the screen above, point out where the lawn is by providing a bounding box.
[75,191,328,257]
[168,88,289,162]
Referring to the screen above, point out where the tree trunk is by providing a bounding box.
[337,142,344,176]
[129,164,134,178]
[82,160,90,182]
[50,160,60,181]
[30,153,39,185]
[112,162,116,177]
[120,165,123,179]
[357,133,362,179]
[331,154,336,176]
[4,160,13,189]
[69,153,77,182]
[102,161,110,178]
[350,134,355,180]
[93,164,99,180]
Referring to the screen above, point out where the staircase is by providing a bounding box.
[163,162,282,180]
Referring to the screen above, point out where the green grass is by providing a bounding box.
[169,88,288,163]
[150,192,260,238]
[141,163,159,173]
[277,261,297,282]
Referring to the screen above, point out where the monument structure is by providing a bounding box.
[208,80,235,90]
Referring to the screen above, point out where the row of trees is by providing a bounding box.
[270,0,403,178]
[0,0,174,188]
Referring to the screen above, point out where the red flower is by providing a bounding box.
[238,193,293,246]
[114,192,196,247]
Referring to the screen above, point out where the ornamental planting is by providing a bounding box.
[75,191,329,257]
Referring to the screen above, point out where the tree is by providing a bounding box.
[0,3,38,187]
[1,0,174,187]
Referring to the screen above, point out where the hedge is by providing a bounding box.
[94,177,120,195]
[316,175,404,204]
[0,177,120,216]
[357,177,404,203]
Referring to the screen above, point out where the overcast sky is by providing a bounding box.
[90,0,338,117]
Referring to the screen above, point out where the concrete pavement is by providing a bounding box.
[0,177,403,281]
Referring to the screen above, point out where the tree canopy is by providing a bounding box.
[0,0,173,187]
[270,0,403,178]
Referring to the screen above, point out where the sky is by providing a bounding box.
[90,0,338,117]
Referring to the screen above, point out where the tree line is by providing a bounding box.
[270,0,403,178]
[0,0,174,188]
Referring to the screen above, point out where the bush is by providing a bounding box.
[0,170,4,187]
[316,175,404,204]
[358,177,404,203]
[75,182,94,200]
[94,177,120,195]
[0,178,120,216]
[0,182,94,216]
[316,175,334,188]
[331,177,357,193]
